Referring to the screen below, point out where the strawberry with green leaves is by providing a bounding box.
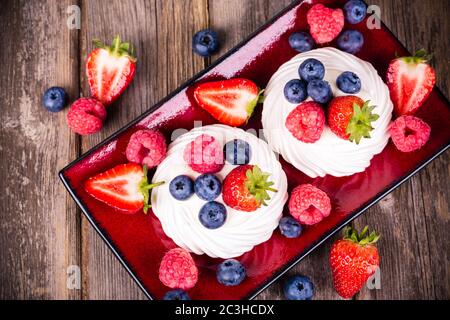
[222,165,277,212]
[327,96,379,144]
[329,226,380,299]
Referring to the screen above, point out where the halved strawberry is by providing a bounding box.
[86,35,137,106]
[386,49,436,116]
[193,78,263,127]
[84,163,163,213]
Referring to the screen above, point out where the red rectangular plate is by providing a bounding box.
[60,0,450,299]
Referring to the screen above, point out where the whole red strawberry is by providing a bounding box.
[86,35,136,106]
[328,96,380,144]
[222,165,277,212]
[330,226,380,299]
[386,49,436,116]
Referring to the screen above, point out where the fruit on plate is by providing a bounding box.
[330,226,380,299]
[289,184,331,225]
[327,96,379,144]
[337,30,364,54]
[389,115,431,152]
[192,29,219,57]
[42,87,67,112]
[193,78,262,127]
[163,289,191,300]
[184,134,224,173]
[169,175,195,201]
[343,0,367,24]
[284,275,314,300]
[223,139,251,165]
[336,71,362,94]
[284,79,308,104]
[285,101,326,143]
[159,248,198,290]
[307,79,333,104]
[216,259,246,286]
[278,216,302,239]
[289,31,315,53]
[299,58,325,82]
[198,201,227,229]
[86,35,136,106]
[222,165,277,212]
[194,174,222,201]
[306,4,344,44]
[125,129,167,169]
[386,49,436,116]
[84,163,164,213]
[66,98,107,135]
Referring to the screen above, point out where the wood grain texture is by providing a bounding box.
[0,0,81,299]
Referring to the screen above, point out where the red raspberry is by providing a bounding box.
[126,129,167,168]
[159,248,198,290]
[389,116,431,152]
[285,102,325,143]
[184,134,224,173]
[307,4,344,44]
[66,98,106,135]
[289,184,331,225]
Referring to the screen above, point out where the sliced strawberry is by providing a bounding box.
[86,35,136,106]
[193,78,262,127]
[84,163,163,213]
[386,49,436,116]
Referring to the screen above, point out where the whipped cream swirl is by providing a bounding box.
[262,47,393,178]
[151,125,288,259]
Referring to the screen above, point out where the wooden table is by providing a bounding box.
[0,0,448,300]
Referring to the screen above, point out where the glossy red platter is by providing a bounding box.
[60,0,450,300]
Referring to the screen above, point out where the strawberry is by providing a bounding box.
[222,165,277,212]
[386,49,436,116]
[330,226,380,299]
[193,78,263,127]
[84,163,164,213]
[327,96,379,144]
[86,35,137,106]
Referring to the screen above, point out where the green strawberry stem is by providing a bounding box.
[245,165,277,207]
[343,226,380,246]
[346,100,380,145]
[246,89,265,123]
[93,35,137,62]
[400,49,432,64]
[139,165,164,214]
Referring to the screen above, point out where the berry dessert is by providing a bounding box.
[67,98,107,135]
[43,87,67,112]
[263,47,393,177]
[284,275,314,300]
[216,259,246,286]
[125,129,167,168]
[307,4,344,44]
[389,115,431,152]
[159,248,198,290]
[151,125,288,258]
[289,184,331,225]
[86,35,136,106]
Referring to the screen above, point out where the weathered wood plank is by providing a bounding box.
[0,0,81,299]
[79,0,208,299]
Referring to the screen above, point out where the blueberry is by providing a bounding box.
[289,32,315,53]
[192,29,219,57]
[163,289,191,300]
[337,30,364,54]
[279,217,302,238]
[199,201,227,229]
[194,174,222,201]
[337,71,362,94]
[223,139,251,165]
[344,0,368,24]
[42,87,67,112]
[299,58,325,82]
[216,259,246,286]
[284,275,315,300]
[307,79,333,104]
[283,79,308,104]
[169,175,194,200]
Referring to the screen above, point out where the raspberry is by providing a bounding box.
[307,4,344,44]
[66,98,106,135]
[126,129,167,168]
[285,102,325,143]
[159,248,198,290]
[289,184,331,225]
[389,116,431,152]
[184,134,224,173]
